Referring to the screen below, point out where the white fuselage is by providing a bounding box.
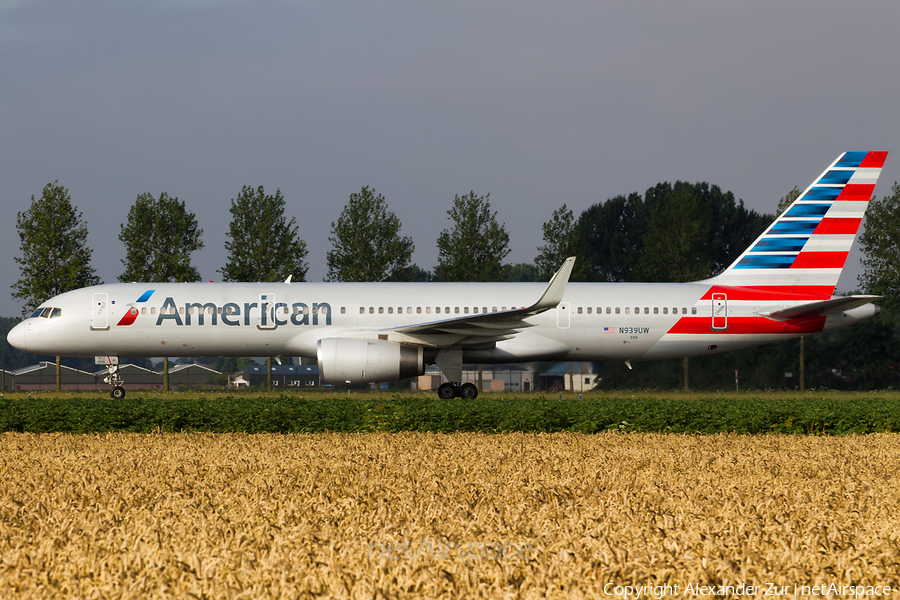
[7,281,877,364]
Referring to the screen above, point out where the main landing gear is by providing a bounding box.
[437,382,479,400]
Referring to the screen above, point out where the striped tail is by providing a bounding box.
[708,151,888,297]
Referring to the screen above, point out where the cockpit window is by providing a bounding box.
[30,307,61,319]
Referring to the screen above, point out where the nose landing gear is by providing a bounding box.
[104,364,126,399]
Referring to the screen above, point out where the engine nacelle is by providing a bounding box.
[317,337,424,384]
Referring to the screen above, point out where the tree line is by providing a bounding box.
[8,178,900,389]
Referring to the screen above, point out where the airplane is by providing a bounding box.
[7,151,888,400]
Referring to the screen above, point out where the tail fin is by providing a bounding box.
[708,151,888,296]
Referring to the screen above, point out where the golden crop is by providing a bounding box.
[1,432,899,598]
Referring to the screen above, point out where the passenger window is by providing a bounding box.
[369,307,374,314]
[151,307,157,315]
[625,307,630,315]
[577,307,583,314]
[359,307,365,314]
[652,307,657,315]
[179,307,184,315]
[341,307,346,314]
[682,307,687,314]
[417,307,422,314]
[502,307,507,311]
[378,307,384,314]
[663,307,668,315]
[474,307,479,314]
[606,307,611,314]
[615,307,621,314]
[587,307,592,314]
[407,307,412,314]
[388,307,394,314]
[141,307,147,315]
[464,307,470,314]
[426,307,432,314]
[455,307,460,314]
[492,307,498,312]
[691,307,697,315]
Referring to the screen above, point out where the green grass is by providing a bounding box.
[2,390,900,434]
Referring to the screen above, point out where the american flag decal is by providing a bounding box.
[603,327,615,334]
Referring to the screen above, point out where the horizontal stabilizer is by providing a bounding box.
[759,295,881,321]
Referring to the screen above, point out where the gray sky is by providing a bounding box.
[2,0,898,317]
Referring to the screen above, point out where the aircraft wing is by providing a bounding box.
[391,257,575,346]
[759,295,881,322]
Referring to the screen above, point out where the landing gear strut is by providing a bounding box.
[104,364,126,400]
[437,381,478,400]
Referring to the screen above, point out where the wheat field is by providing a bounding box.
[1,432,899,598]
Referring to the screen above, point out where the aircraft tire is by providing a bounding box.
[459,382,478,400]
[111,386,126,400]
[437,382,456,399]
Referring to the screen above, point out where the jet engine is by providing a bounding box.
[317,337,424,384]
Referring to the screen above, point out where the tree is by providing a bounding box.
[391,264,433,282]
[635,183,711,282]
[859,182,900,310]
[436,191,510,282]
[326,186,414,282]
[535,204,577,280]
[12,182,101,316]
[503,263,540,282]
[219,186,308,282]
[118,192,204,282]
[776,185,801,216]
[573,182,771,283]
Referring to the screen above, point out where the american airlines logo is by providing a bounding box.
[117,291,333,328]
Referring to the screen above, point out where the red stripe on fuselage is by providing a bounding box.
[813,217,862,235]
[790,251,849,269]
[667,316,826,335]
[859,151,888,169]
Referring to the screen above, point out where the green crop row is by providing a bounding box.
[1,392,899,434]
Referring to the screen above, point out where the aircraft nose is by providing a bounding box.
[7,322,28,352]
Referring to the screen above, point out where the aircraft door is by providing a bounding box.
[557,302,571,329]
[91,293,109,331]
[712,293,728,330]
[258,294,277,330]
